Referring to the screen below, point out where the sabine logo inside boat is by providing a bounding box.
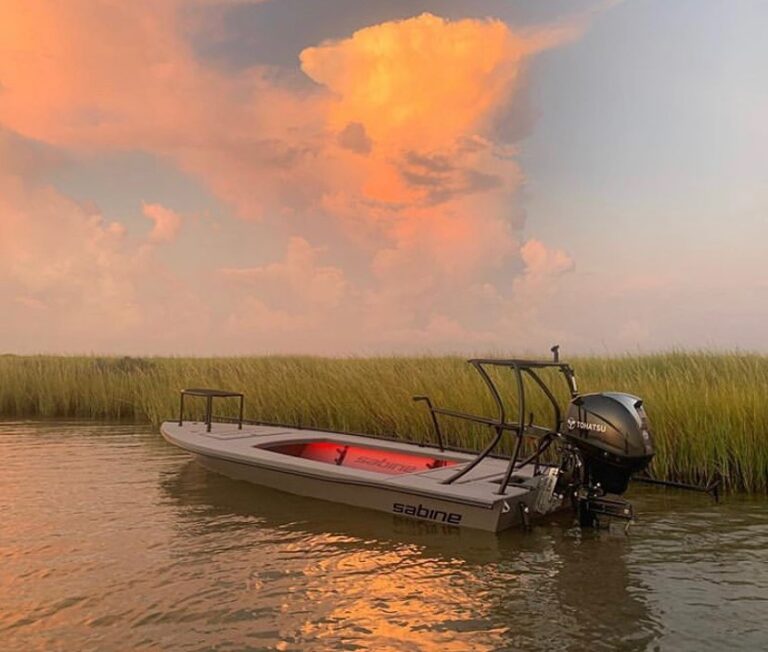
[566,417,608,433]
[392,502,463,525]
[355,456,420,474]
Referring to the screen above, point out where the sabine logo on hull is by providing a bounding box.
[566,417,608,433]
[393,502,463,525]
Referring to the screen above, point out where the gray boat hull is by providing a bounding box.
[161,420,566,532]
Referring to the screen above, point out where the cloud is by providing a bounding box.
[511,239,574,306]
[0,4,583,353]
[398,151,503,204]
[218,237,365,353]
[283,12,578,348]
[220,236,348,310]
[336,122,372,154]
[0,133,210,353]
[0,173,141,345]
[143,203,183,243]
[300,13,572,151]
[519,239,574,277]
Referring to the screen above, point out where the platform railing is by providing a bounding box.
[413,347,578,495]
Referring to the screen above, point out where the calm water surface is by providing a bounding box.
[2,422,767,651]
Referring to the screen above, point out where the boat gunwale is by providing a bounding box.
[212,415,516,462]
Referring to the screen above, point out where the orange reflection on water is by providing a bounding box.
[285,540,510,651]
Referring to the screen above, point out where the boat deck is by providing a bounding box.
[161,420,535,509]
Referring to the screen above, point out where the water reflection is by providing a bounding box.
[161,461,658,651]
[2,424,766,652]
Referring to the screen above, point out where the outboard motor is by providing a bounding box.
[564,392,655,526]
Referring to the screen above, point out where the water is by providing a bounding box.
[2,422,767,651]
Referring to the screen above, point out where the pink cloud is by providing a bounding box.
[519,239,574,277]
[0,4,585,353]
[0,134,213,353]
[0,175,143,345]
[143,203,183,243]
[220,237,348,309]
[508,239,575,327]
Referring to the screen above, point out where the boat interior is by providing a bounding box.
[258,440,457,476]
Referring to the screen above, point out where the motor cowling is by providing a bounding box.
[564,392,654,495]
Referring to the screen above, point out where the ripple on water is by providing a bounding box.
[1,423,767,651]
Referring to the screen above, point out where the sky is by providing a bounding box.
[0,0,766,355]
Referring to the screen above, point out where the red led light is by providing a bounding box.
[267,441,456,475]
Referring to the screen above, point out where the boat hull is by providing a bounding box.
[194,452,515,532]
[161,420,564,532]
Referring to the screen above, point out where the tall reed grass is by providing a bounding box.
[0,353,766,492]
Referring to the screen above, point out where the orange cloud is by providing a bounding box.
[0,4,582,353]
[302,13,545,151]
[295,15,558,277]
[299,14,538,214]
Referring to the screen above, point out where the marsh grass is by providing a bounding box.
[0,353,766,492]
